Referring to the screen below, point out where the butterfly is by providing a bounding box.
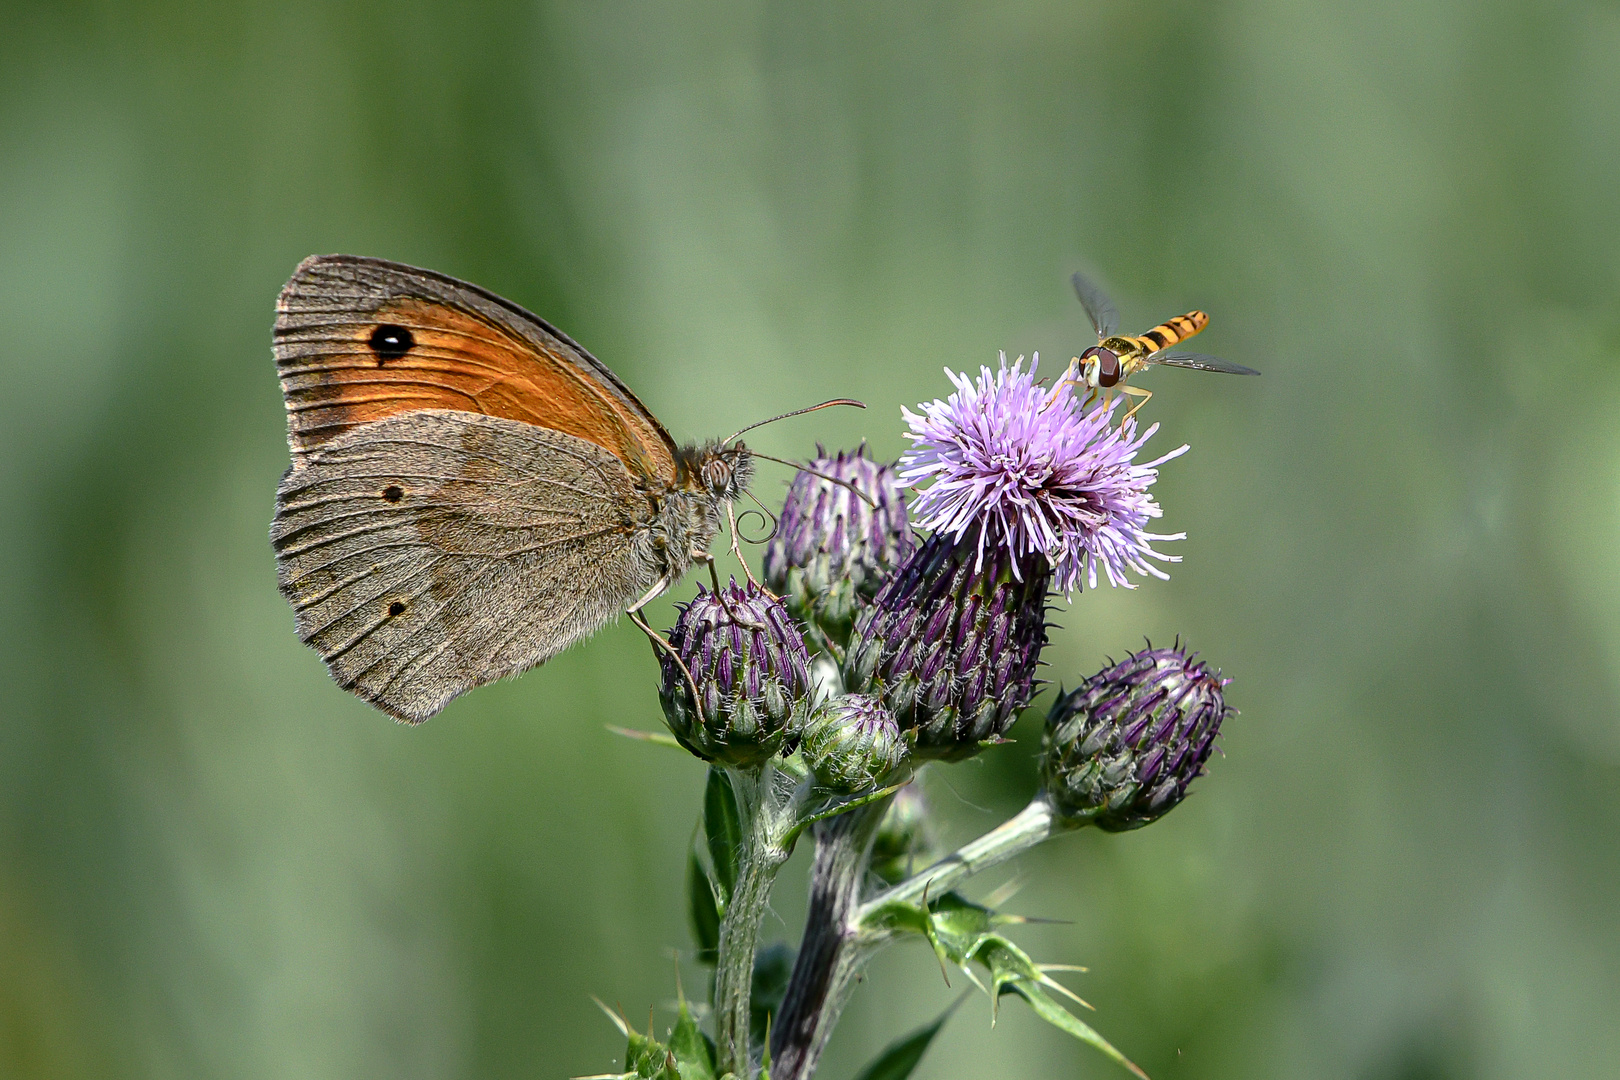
[270,255,849,723]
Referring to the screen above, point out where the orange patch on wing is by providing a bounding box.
[277,297,676,480]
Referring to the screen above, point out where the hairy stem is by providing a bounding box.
[713,767,793,1077]
[769,797,893,1080]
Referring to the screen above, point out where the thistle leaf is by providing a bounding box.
[750,942,795,1049]
[924,892,997,954]
[853,892,1146,1078]
[618,1025,678,1080]
[668,995,717,1080]
[976,937,1143,1078]
[687,849,720,965]
[855,898,931,938]
[588,998,703,1080]
[1001,979,1145,1080]
[849,996,965,1080]
[605,725,686,750]
[703,768,742,901]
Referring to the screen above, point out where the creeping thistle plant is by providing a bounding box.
[587,355,1234,1080]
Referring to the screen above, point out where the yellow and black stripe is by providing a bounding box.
[1124,310,1208,355]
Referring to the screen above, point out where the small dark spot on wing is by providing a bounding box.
[382,485,404,502]
[387,600,407,617]
[369,324,414,363]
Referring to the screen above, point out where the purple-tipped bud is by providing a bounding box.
[1041,644,1231,831]
[763,447,913,654]
[842,531,1049,761]
[801,693,907,793]
[658,579,813,767]
[868,784,939,885]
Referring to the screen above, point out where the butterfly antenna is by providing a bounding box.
[724,398,865,445]
[749,452,879,508]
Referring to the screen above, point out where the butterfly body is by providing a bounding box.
[270,255,752,722]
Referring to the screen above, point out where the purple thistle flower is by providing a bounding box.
[1041,642,1232,831]
[842,531,1048,760]
[899,353,1188,594]
[657,579,812,767]
[762,446,912,653]
[801,693,907,792]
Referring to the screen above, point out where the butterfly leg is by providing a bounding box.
[1116,384,1152,428]
[627,575,672,616]
[628,606,705,714]
[725,501,764,592]
[690,548,724,595]
[692,544,769,631]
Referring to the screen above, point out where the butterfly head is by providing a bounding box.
[686,441,755,504]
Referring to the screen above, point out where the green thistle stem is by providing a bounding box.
[770,793,1065,1079]
[713,767,794,1076]
[864,793,1062,912]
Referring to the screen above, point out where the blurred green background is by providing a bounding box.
[4,1,1618,1077]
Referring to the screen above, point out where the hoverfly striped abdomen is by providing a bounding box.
[1128,310,1208,355]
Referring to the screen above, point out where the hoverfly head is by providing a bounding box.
[1079,345,1122,389]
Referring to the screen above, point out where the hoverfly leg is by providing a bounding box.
[1043,358,1082,410]
[1116,384,1152,428]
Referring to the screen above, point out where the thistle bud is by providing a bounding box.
[1041,644,1230,831]
[801,693,906,792]
[658,579,813,767]
[762,447,912,653]
[868,784,939,885]
[842,531,1049,762]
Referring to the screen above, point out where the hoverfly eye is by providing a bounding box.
[1095,347,1122,388]
[1078,345,1102,382]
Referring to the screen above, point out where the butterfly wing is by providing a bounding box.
[274,254,680,481]
[1147,351,1261,376]
[273,409,663,723]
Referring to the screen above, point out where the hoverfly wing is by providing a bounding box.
[1071,270,1120,340]
[1150,352,1261,376]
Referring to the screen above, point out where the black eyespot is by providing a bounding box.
[382,485,404,502]
[369,324,413,362]
[387,600,406,617]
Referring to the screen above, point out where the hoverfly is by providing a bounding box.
[1064,270,1259,425]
